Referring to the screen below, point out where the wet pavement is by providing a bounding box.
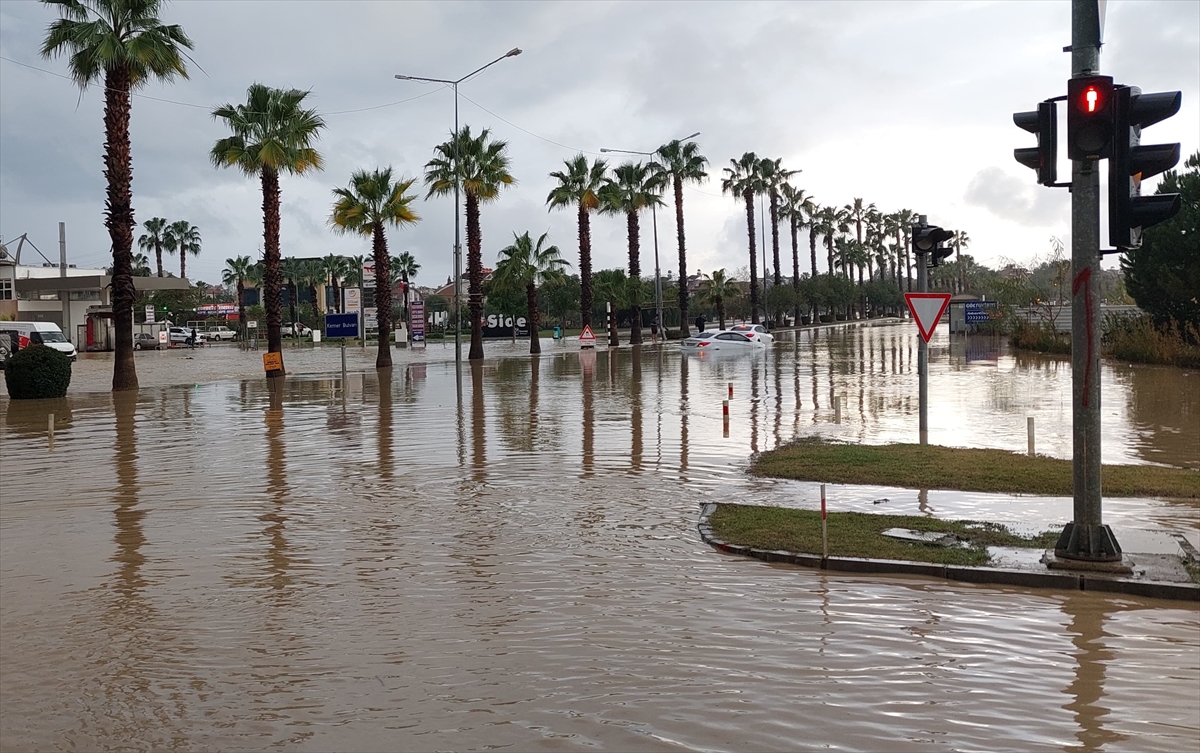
[1,322,1198,751]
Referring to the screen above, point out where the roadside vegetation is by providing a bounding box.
[751,437,1200,499]
[709,503,1058,567]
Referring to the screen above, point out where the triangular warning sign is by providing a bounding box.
[905,293,951,343]
[579,324,597,349]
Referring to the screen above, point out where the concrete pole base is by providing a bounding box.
[1053,522,1123,563]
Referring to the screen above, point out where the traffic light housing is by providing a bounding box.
[1014,101,1057,185]
[912,225,954,267]
[1108,86,1182,249]
[1067,75,1115,160]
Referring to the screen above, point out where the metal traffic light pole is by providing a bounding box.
[1057,0,1122,563]
[915,216,929,445]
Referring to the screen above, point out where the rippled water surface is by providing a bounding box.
[2,323,1198,752]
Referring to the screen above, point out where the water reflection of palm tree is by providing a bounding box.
[1062,595,1127,751]
[378,368,394,481]
[111,391,145,596]
[471,361,486,485]
[773,345,783,448]
[750,358,760,454]
[263,392,292,595]
[679,353,689,475]
[631,347,643,472]
[580,350,596,479]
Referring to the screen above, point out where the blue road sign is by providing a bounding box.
[325,312,360,339]
[964,300,999,323]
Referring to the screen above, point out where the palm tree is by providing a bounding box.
[493,232,569,354]
[210,83,326,377]
[758,157,798,326]
[393,251,420,332]
[892,208,919,293]
[805,200,821,280]
[696,269,741,330]
[599,161,663,345]
[344,255,365,288]
[280,257,305,329]
[593,268,637,347]
[816,206,847,278]
[546,154,607,330]
[721,152,761,324]
[222,255,254,339]
[138,217,170,278]
[843,198,876,316]
[301,260,325,319]
[424,126,514,361]
[321,254,348,313]
[164,219,200,280]
[330,167,420,368]
[780,183,813,325]
[41,0,194,391]
[131,252,151,276]
[953,230,971,292]
[650,139,708,337]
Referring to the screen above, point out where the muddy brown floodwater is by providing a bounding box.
[2,322,1197,752]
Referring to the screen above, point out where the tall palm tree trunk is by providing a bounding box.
[578,204,593,329]
[526,281,541,355]
[770,189,782,327]
[717,300,726,331]
[261,166,284,374]
[627,210,642,345]
[790,216,800,325]
[180,249,188,281]
[155,242,164,278]
[674,175,690,337]
[744,188,759,324]
[809,227,819,322]
[332,277,342,314]
[106,66,137,391]
[466,192,484,360]
[373,223,392,368]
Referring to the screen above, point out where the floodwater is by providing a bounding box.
[1,322,1198,752]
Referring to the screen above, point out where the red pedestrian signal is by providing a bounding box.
[1067,75,1114,160]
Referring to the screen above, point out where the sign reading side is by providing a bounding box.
[325,312,360,339]
[904,293,951,343]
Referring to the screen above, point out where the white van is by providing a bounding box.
[0,321,78,362]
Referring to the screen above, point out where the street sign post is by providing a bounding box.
[410,301,425,345]
[964,300,999,324]
[325,312,359,386]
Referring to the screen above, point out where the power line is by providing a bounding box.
[0,55,447,115]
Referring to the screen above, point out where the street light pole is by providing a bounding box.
[600,131,700,337]
[396,47,521,397]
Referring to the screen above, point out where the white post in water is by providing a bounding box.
[834,396,842,424]
[48,413,54,451]
[1028,416,1036,457]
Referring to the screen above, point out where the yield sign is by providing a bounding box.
[579,324,597,349]
[905,293,951,343]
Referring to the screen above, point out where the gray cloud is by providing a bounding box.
[964,167,1068,227]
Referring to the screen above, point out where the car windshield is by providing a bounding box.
[38,331,67,343]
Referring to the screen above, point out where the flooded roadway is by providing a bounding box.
[1,322,1198,751]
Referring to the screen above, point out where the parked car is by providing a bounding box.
[167,326,206,345]
[281,323,312,336]
[728,323,775,344]
[680,330,766,352]
[134,333,163,350]
[205,325,237,341]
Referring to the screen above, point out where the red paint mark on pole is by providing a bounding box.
[1072,267,1094,408]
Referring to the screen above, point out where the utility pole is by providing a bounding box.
[1055,0,1122,563]
[915,216,929,445]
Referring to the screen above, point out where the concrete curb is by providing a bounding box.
[697,503,1200,603]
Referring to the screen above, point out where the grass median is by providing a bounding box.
[709,504,1058,567]
[750,438,1200,499]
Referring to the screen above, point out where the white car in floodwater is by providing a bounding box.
[680,330,766,352]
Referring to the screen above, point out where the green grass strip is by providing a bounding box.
[709,503,1059,567]
[750,438,1200,499]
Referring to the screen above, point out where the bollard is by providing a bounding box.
[821,483,828,559]
[48,413,55,451]
[728,382,733,399]
[834,396,842,424]
[1027,416,1035,457]
[723,399,729,420]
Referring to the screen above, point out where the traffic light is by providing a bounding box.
[1067,75,1114,160]
[1014,101,1057,185]
[912,225,954,267]
[1108,86,1182,249]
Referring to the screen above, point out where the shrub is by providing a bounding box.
[1009,322,1070,354]
[1103,315,1200,368]
[4,345,72,399]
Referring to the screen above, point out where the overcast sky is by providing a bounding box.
[1,0,1197,288]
